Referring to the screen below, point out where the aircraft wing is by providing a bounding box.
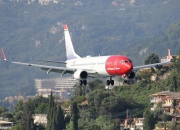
[133,61,170,71]
[3,60,98,77]
[0,48,99,77]
[0,48,75,75]
[9,61,76,74]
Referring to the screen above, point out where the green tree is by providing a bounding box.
[172,99,177,115]
[159,113,168,130]
[56,106,65,130]
[20,99,36,130]
[71,86,87,103]
[95,116,117,130]
[158,113,173,130]
[13,100,24,121]
[47,92,65,130]
[88,79,104,91]
[14,100,24,112]
[144,53,160,65]
[171,50,180,72]
[143,109,156,130]
[46,92,55,130]
[88,90,114,114]
[0,106,8,115]
[13,124,22,130]
[171,121,177,130]
[68,101,79,130]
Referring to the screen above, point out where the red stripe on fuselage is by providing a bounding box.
[105,55,133,76]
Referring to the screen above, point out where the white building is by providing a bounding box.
[36,88,52,98]
[0,117,13,130]
[33,114,47,125]
[38,0,59,5]
[38,0,52,5]
[35,78,78,99]
[130,118,144,130]
[35,79,55,89]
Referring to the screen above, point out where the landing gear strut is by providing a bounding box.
[79,80,87,86]
[106,77,114,86]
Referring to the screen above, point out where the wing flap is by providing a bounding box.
[34,59,66,64]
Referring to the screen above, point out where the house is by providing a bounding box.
[130,118,144,130]
[0,117,13,130]
[33,114,47,125]
[150,90,180,120]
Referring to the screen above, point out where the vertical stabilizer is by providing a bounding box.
[64,24,81,60]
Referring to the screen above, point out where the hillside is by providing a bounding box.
[0,0,180,98]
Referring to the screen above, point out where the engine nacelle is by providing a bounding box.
[122,71,136,80]
[73,70,88,80]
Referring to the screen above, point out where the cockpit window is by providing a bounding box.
[121,60,132,64]
[129,59,132,62]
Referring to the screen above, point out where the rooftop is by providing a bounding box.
[0,120,13,124]
[152,91,180,99]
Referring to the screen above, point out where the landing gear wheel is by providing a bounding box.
[110,80,114,86]
[79,80,83,86]
[107,77,114,86]
[106,80,110,85]
[83,80,87,86]
[79,80,87,86]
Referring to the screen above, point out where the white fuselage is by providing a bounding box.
[66,56,109,77]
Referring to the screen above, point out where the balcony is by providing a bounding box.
[151,107,155,111]
[150,98,163,103]
[162,104,172,107]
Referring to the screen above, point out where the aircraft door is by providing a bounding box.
[114,57,120,74]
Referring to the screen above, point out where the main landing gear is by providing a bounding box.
[79,80,87,86]
[106,77,114,86]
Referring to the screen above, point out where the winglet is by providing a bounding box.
[0,48,7,61]
[167,49,171,61]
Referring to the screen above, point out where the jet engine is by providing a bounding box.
[122,71,136,80]
[73,70,88,80]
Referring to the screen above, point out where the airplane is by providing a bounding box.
[0,24,171,86]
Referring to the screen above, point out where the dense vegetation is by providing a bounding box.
[0,0,180,98]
